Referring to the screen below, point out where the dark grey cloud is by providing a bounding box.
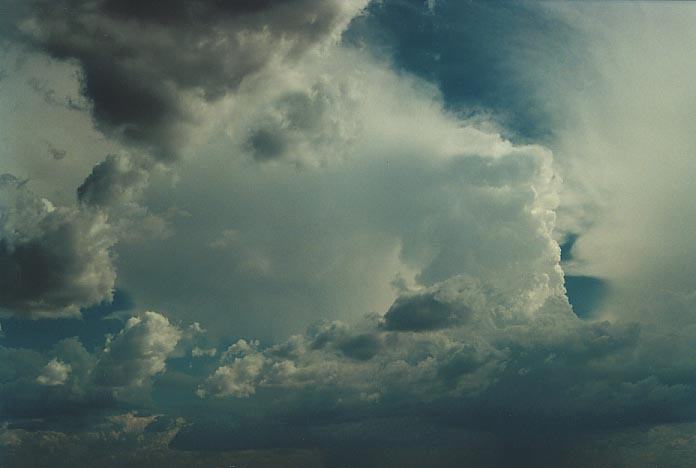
[4,3,696,466]
[338,334,382,361]
[381,292,471,331]
[306,321,382,361]
[0,174,116,317]
[9,0,366,160]
[0,1,367,324]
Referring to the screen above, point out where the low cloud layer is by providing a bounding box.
[197,279,652,427]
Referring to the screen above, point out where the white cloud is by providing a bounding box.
[198,352,266,398]
[36,358,71,386]
[198,277,652,420]
[487,4,696,330]
[116,46,563,341]
[191,347,217,358]
[95,311,181,387]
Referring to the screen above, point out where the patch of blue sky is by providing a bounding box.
[0,289,134,351]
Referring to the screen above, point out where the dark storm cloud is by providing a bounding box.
[0,174,116,317]
[0,1,366,322]
[338,334,382,361]
[306,321,382,361]
[381,292,470,331]
[10,0,365,160]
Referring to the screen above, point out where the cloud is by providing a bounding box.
[0,310,187,422]
[241,83,356,165]
[344,1,575,143]
[540,4,696,322]
[197,352,265,398]
[110,43,563,341]
[77,154,151,210]
[0,174,116,317]
[44,141,68,161]
[8,0,367,161]
[76,152,174,242]
[95,311,181,388]
[0,2,371,320]
[191,347,217,358]
[36,358,71,386]
[0,412,192,468]
[194,280,686,449]
[5,2,696,465]
[381,290,471,332]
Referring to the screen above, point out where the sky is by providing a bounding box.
[2,1,696,467]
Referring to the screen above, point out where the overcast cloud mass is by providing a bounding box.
[2,1,696,467]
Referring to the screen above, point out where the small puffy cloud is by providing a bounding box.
[197,353,266,398]
[106,412,158,435]
[95,311,181,388]
[0,174,116,317]
[191,347,217,358]
[36,358,71,386]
